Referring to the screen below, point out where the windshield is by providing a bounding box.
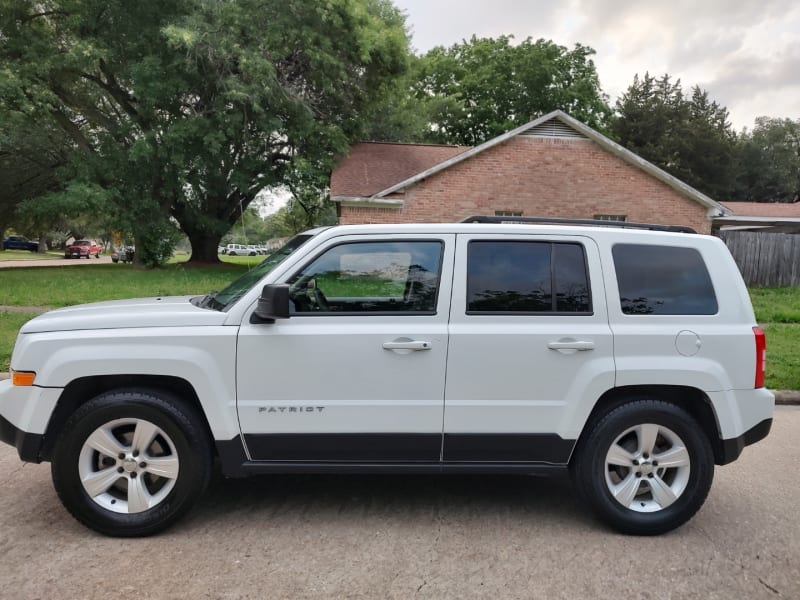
[206,234,314,311]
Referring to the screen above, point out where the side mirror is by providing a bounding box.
[250,284,290,323]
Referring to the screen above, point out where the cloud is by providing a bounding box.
[393,0,800,127]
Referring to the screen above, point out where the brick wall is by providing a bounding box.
[339,136,712,233]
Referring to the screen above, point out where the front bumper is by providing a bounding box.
[0,413,43,462]
[0,379,61,463]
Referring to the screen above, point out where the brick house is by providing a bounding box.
[330,110,730,233]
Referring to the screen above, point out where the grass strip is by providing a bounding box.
[0,263,250,307]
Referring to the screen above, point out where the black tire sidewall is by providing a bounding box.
[52,390,211,537]
[576,400,714,535]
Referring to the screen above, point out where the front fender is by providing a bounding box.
[12,327,239,440]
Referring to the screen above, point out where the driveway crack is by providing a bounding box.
[757,577,779,595]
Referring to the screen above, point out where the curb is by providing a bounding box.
[0,372,796,403]
[775,390,800,405]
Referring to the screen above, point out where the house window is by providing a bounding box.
[594,214,627,222]
[495,210,523,217]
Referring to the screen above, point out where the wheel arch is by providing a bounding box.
[571,385,726,466]
[41,374,215,462]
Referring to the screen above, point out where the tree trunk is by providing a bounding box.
[187,231,222,264]
[37,233,48,253]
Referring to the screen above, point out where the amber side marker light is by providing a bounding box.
[11,371,36,386]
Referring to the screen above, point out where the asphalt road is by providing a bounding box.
[1,407,798,599]
[0,255,114,268]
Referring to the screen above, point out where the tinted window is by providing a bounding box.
[467,241,591,313]
[613,244,718,315]
[289,241,443,314]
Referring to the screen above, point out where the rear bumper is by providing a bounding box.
[718,417,772,465]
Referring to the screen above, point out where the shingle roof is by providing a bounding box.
[330,142,470,198]
[331,111,730,217]
[721,201,800,217]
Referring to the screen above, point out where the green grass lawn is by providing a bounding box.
[0,262,253,307]
[750,287,800,390]
[0,266,798,390]
[0,249,65,261]
[0,312,36,371]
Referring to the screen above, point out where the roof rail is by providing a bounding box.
[459,215,696,233]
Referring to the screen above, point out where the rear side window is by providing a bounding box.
[467,241,591,313]
[612,244,718,315]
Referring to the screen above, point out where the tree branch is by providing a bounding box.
[21,10,68,23]
[80,64,143,126]
[50,109,94,154]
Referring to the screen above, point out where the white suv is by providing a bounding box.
[0,217,774,536]
[225,243,257,256]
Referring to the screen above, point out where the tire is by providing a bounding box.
[51,389,212,537]
[572,400,714,535]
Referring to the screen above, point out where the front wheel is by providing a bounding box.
[52,389,212,536]
[572,400,714,535]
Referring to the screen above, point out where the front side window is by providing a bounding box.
[288,241,443,314]
[613,244,718,315]
[467,241,591,313]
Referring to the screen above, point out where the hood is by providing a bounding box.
[21,296,229,333]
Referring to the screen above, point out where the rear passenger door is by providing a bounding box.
[443,234,615,463]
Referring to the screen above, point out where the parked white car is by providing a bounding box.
[0,217,773,536]
[226,243,257,256]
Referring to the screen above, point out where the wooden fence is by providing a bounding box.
[719,230,800,287]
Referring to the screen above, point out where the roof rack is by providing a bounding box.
[459,215,696,234]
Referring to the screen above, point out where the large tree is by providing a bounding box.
[613,73,737,199]
[0,0,410,262]
[734,117,800,202]
[0,116,73,248]
[412,35,612,146]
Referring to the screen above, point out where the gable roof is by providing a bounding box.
[330,142,470,199]
[333,110,730,216]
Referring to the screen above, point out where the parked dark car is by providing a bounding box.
[65,239,102,259]
[2,235,39,252]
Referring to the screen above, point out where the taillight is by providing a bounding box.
[753,326,766,388]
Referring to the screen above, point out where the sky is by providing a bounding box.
[393,0,800,131]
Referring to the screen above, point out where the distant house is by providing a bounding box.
[330,110,730,233]
[717,202,800,232]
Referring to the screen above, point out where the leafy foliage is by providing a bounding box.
[734,118,800,202]
[0,116,75,246]
[413,36,612,145]
[0,0,411,263]
[613,73,737,199]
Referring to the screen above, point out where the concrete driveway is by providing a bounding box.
[0,406,797,599]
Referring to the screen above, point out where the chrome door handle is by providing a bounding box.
[547,340,595,351]
[382,340,432,351]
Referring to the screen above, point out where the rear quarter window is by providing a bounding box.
[612,244,718,315]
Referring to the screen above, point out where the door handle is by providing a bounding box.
[547,340,595,351]
[382,340,432,351]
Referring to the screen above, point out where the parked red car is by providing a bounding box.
[65,239,102,259]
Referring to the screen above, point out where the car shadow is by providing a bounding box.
[184,468,597,532]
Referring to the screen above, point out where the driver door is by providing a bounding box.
[236,234,454,462]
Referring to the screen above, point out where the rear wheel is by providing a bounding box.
[52,389,212,536]
[573,400,713,535]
